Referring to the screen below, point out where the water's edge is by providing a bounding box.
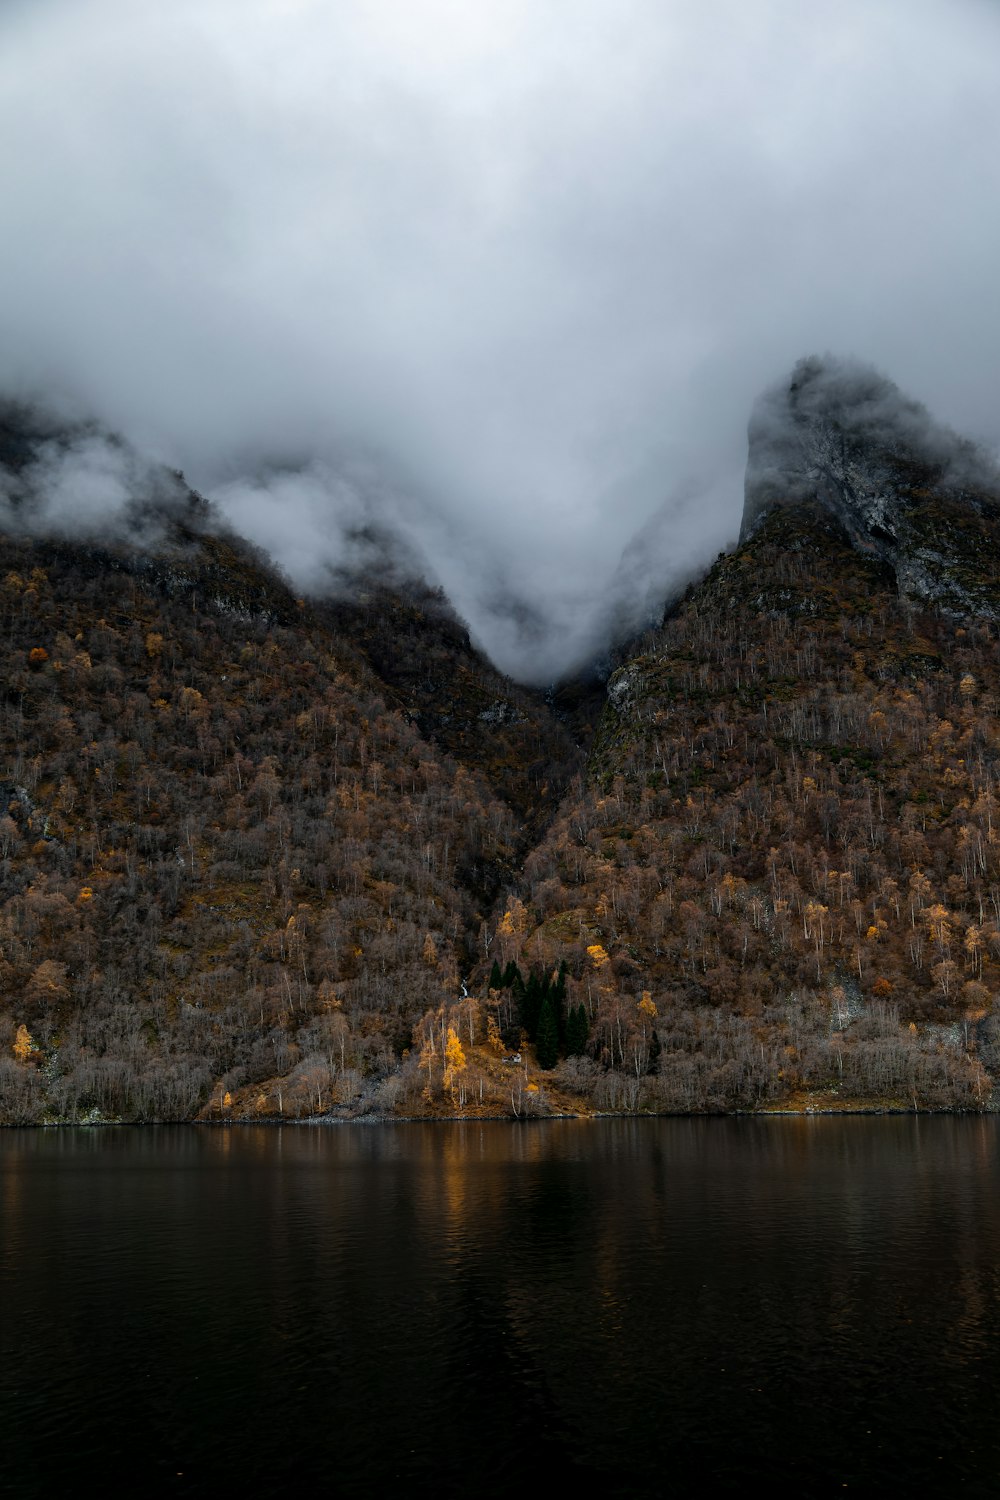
[5,1102,993,1128]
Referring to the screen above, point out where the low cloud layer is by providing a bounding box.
[1,0,999,679]
[0,408,190,548]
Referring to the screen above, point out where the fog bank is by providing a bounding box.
[1,0,999,678]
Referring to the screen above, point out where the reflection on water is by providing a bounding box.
[2,1118,1000,1496]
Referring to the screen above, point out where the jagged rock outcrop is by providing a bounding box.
[742,356,1000,619]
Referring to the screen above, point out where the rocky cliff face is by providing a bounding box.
[741,356,1000,619]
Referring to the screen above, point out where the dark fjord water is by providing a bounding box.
[2,1118,1000,1497]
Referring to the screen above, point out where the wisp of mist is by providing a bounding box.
[1,0,999,681]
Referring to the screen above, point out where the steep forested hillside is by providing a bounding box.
[505,501,1000,1111]
[498,361,1000,1113]
[4,361,1000,1122]
[0,491,586,1122]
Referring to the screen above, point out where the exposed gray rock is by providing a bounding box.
[606,662,647,713]
[741,355,1000,618]
[478,699,523,727]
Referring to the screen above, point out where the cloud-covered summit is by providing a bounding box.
[743,354,1000,541]
[1,0,1000,679]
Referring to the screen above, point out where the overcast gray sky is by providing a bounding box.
[1,0,999,679]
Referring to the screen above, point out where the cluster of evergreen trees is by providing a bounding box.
[487,960,588,1069]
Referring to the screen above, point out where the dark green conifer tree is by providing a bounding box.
[566,1003,588,1056]
[535,995,559,1070]
[520,972,543,1040]
[552,962,568,1048]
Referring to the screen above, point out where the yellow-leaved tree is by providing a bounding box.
[13,1024,33,1062]
[443,1026,467,1103]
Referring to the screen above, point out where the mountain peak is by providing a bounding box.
[740,355,1000,618]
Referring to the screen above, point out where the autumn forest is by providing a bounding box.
[4,369,1000,1123]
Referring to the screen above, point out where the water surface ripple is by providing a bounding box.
[2,1118,999,1497]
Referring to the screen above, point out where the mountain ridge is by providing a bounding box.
[3,360,1000,1122]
